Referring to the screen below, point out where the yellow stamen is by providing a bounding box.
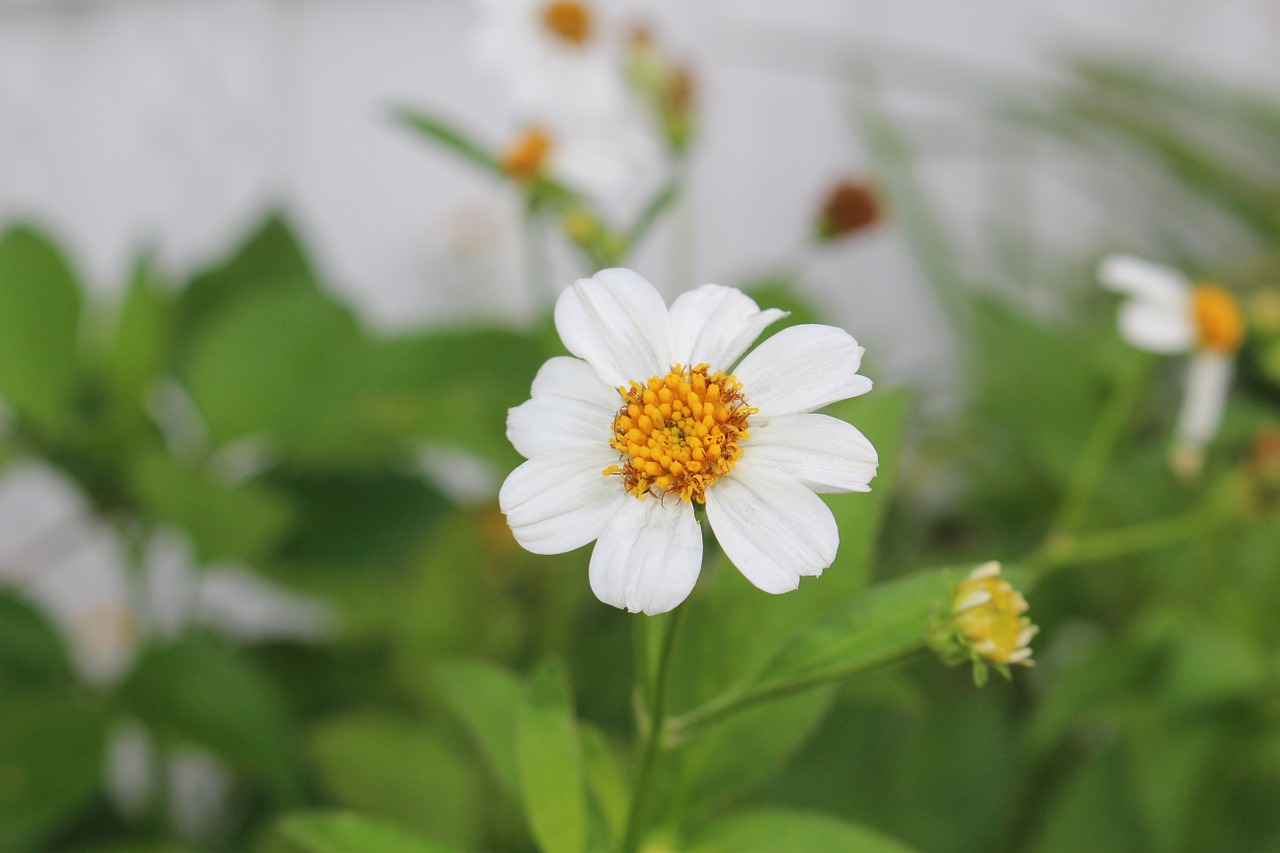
[605,364,753,503]
[501,126,553,181]
[541,1,592,45]
[1192,284,1244,353]
[952,562,1036,666]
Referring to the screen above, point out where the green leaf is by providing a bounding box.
[0,225,83,427]
[126,451,293,564]
[0,591,76,693]
[689,809,920,853]
[120,636,297,797]
[177,214,318,358]
[111,254,175,403]
[1030,746,1146,853]
[270,811,468,853]
[431,660,524,793]
[0,695,110,850]
[394,109,505,177]
[305,714,482,848]
[759,569,952,691]
[516,659,587,853]
[181,288,364,457]
[578,725,630,847]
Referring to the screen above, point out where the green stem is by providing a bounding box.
[1045,355,1152,540]
[622,608,684,853]
[523,198,554,307]
[1028,509,1228,574]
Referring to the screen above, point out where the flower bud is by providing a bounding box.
[931,561,1037,686]
[815,180,881,241]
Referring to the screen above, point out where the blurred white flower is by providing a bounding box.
[500,269,878,615]
[499,120,660,201]
[474,0,627,122]
[1099,253,1245,476]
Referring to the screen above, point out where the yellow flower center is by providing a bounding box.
[953,568,1035,666]
[501,126,553,181]
[604,364,754,503]
[1192,284,1244,353]
[541,1,592,45]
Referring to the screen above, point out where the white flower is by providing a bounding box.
[474,0,628,123]
[499,120,661,202]
[499,269,879,615]
[1098,253,1244,474]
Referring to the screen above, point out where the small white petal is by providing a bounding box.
[668,284,788,372]
[554,269,673,389]
[1098,253,1190,305]
[529,356,620,408]
[508,358,618,459]
[743,413,878,494]
[704,463,838,595]
[733,325,873,416]
[499,448,627,555]
[588,498,703,615]
[969,561,1001,580]
[1118,300,1194,354]
[954,590,993,612]
[1176,350,1233,447]
[1007,648,1034,664]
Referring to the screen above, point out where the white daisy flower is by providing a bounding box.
[499,120,660,202]
[499,269,879,615]
[474,0,628,122]
[1098,253,1245,475]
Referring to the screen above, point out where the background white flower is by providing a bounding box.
[500,269,878,615]
[1098,253,1245,472]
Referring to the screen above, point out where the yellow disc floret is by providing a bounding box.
[1192,284,1244,354]
[501,126,553,181]
[951,562,1036,666]
[604,364,754,503]
[541,1,592,45]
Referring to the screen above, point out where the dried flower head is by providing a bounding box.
[816,180,881,241]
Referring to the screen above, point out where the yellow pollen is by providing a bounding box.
[952,565,1036,666]
[1192,284,1244,353]
[501,126,553,181]
[541,1,592,45]
[604,364,754,503]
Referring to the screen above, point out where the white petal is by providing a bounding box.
[554,269,673,389]
[507,357,619,459]
[1098,253,1190,305]
[588,498,703,615]
[743,414,878,493]
[733,325,873,416]
[1118,299,1194,354]
[668,284,788,372]
[1176,350,1233,446]
[499,448,627,555]
[704,464,839,595]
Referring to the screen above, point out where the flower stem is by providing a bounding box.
[1029,508,1228,573]
[623,607,684,853]
[1045,355,1152,540]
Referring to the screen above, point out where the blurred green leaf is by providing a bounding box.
[177,215,318,358]
[689,809,920,853]
[1161,626,1270,709]
[0,695,109,850]
[126,451,292,564]
[432,660,524,794]
[269,811,467,853]
[306,714,482,848]
[394,109,504,177]
[516,659,587,853]
[0,592,76,693]
[1031,746,1146,853]
[111,254,175,404]
[578,725,630,847]
[121,636,297,797]
[182,288,364,458]
[0,225,83,428]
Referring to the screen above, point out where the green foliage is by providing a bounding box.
[0,591,78,693]
[689,809,921,853]
[268,812,467,853]
[516,660,587,853]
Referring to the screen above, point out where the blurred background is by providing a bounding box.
[3,1,1280,851]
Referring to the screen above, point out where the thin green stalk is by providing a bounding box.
[1028,509,1228,574]
[1044,355,1153,541]
[523,199,554,307]
[622,607,684,853]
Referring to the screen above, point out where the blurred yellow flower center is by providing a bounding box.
[952,564,1036,666]
[501,126,553,181]
[1192,284,1244,353]
[541,1,592,45]
[604,364,753,503]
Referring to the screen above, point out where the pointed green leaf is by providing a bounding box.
[0,225,82,427]
[516,659,586,853]
[432,660,524,793]
[394,109,504,176]
[0,591,76,692]
[111,254,175,403]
